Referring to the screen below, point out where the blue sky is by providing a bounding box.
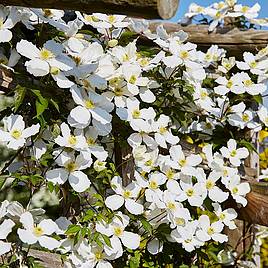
[170,0,268,22]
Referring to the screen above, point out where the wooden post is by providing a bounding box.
[1,0,179,19]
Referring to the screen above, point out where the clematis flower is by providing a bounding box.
[105,176,143,215]
[68,86,114,128]
[226,175,250,207]
[96,212,140,250]
[46,150,91,192]
[213,203,237,230]
[0,219,15,256]
[16,39,74,77]
[0,7,19,43]
[220,139,249,167]
[153,114,179,148]
[55,122,87,150]
[169,145,202,176]
[196,215,228,243]
[171,221,202,252]
[0,114,40,150]
[18,212,60,250]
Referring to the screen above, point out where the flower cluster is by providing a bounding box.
[0,2,266,267]
[183,0,268,31]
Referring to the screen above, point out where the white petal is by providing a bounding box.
[69,171,91,192]
[68,106,91,128]
[39,219,58,235]
[16,40,40,59]
[125,199,144,215]
[25,59,50,76]
[0,29,12,43]
[17,229,37,244]
[46,168,68,185]
[121,231,140,249]
[20,211,34,229]
[38,235,60,250]
[105,195,124,211]
[147,238,163,255]
[0,219,15,239]
[0,241,12,256]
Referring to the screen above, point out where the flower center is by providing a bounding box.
[175,218,186,226]
[68,135,77,146]
[159,126,167,134]
[207,227,215,235]
[123,54,129,62]
[114,87,123,96]
[87,137,95,145]
[226,80,233,89]
[180,50,189,59]
[40,48,54,60]
[242,114,249,122]
[50,66,60,75]
[219,213,226,220]
[108,15,116,23]
[200,91,208,100]
[230,150,237,157]
[95,251,103,261]
[232,187,239,194]
[85,99,95,109]
[65,161,77,172]
[241,6,250,13]
[73,56,81,65]
[166,169,175,180]
[43,9,53,18]
[33,226,44,237]
[114,226,123,236]
[149,180,158,189]
[145,159,153,166]
[11,129,22,139]
[243,79,253,87]
[167,202,176,210]
[206,180,215,190]
[250,61,257,68]
[123,190,131,198]
[129,75,137,84]
[179,159,186,167]
[186,188,194,197]
[139,58,149,67]
[132,109,141,119]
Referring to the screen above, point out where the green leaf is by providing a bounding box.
[50,99,60,112]
[141,219,153,235]
[101,233,112,247]
[31,89,48,118]
[14,85,26,112]
[65,224,81,235]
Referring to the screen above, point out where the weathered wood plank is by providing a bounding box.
[149,23,268,56]
[1,0,179,19]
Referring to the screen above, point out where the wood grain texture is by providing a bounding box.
[1,0,179,19]
[150,22,268,56]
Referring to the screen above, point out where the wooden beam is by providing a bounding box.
[1,0,179,19]
[149,22,268,57]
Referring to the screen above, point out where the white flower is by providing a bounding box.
[214,75,242,95]
[230,3,260,19]
[93,160,107,172]
[169,145,202,175]
[193,86,214,111]
[171,221,202,252]
[96,212,140,250]
[168,179,206,207]
[213,203,237,230]
[258,106,268,127]
[0,219,15,256]
[228,109,260,131]
[232,72,266,95]
[0,114,40,150]
[55,122,87,150]
[0,7,19,43]
[121,63,149,95]
[18,212,60,250]
[153,115,179,148]
[198,170,229,203]
[218,57,236,73]
[220,139,249,167]
[16,39,73,77]
[68,86,114,128]
[46,151,91,192]
[105,176,143,215]
[170,207,191,229]
[236,52,268,75]
[226,175,250,207]
[196,215,228,243]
